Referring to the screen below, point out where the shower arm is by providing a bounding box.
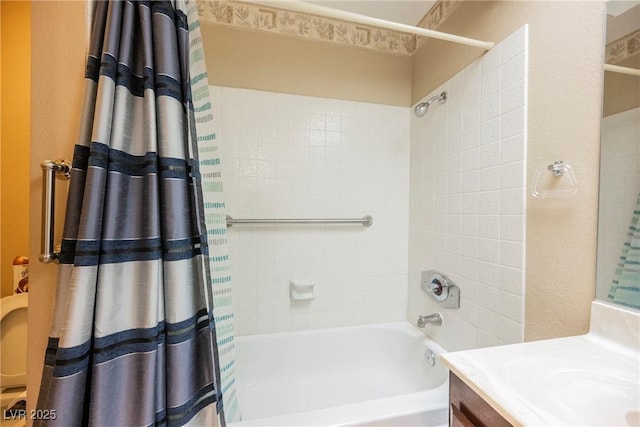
[40,160,70,263]
[425,93,447,107]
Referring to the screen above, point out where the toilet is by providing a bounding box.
[1,292,28,411]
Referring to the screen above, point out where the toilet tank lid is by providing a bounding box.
[0,293,28,321]
[1,293,28,389]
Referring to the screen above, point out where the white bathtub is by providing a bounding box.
[229,321,449,427]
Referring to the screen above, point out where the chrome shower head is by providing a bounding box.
[414,102,430,118]
[414,91,447,117]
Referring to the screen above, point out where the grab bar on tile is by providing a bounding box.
[40,160,70,263]
[226,215,373,227]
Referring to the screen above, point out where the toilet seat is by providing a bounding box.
[1,293,28,391]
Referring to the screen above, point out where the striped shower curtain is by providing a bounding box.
[36,1,233,425]
[608,193,640,310]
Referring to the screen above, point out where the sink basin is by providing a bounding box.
[504,353,639,426]
[441,302,640,426]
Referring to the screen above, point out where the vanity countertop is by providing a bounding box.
[440,301,640,427]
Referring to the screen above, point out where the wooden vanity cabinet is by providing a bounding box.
[449,372,512,427]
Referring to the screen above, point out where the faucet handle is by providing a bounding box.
[427,279,443,295]
[421,270,460,309]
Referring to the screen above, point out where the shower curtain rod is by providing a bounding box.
[244,0,495,50]
[604,64,640,77]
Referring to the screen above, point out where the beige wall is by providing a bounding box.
[1,4,2,301]
[413,1,606,341]
[28,0,86,414]
[201,23,412,107]
[1,2,31,297]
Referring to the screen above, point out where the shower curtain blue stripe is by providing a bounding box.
[608,193,640,310]
[36,1,228,426]
[184,0,241,421]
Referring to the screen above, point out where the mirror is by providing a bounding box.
[595,1,640,310]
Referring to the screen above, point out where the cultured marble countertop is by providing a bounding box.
[440,301,640,427]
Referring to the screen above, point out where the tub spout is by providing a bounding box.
[417,313,442,328]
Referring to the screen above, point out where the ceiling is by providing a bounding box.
[606,1,640,43]
[304,1,437,26]
[606,0,640,17]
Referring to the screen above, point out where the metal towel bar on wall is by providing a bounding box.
[40,160,70,263]
[226,215,373,227]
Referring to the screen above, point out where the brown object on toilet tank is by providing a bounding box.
[12,256,29,293]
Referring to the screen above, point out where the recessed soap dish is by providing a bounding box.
[290,279,315,301]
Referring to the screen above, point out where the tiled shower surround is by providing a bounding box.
[211,86,410,335]
[408,26,528,351]
[211,25,528,347]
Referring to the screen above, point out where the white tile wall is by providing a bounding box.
[211,86,410,336]
[408,26,529,351]
[596,107,640,301]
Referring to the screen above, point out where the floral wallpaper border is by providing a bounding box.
[416,0,461,49]
[416,0,461,41]
[196,0,460,56]
[606,29,640,65]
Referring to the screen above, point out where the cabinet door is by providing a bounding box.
[451,402,477,427]
[449,372,512,427]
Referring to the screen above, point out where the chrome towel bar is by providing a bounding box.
[40,160,70,263]
[226,215,373,227]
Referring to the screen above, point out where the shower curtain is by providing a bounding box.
[36,1,237,425]
[608,193,640,310]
